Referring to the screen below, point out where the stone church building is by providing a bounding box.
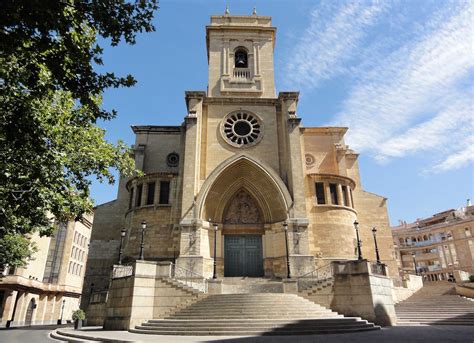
[82,13,401,330]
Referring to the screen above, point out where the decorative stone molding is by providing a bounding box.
[305,154,316,168]
[224,189,262,224]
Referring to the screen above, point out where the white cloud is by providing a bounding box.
[324,1,474,172]
[431,139,474,173]
[285,1,388,89]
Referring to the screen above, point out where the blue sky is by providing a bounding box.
[92,0,474,226]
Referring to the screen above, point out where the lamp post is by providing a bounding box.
[213,222,218,279]
[411,252,418,275]
[139,220,146,260]
[58,299,65,324]
[283,221,291,279]
[118,228,126,265]
[372,227,381,264]
[354,220,363,260]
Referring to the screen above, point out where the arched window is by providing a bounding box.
[234,49,248,68]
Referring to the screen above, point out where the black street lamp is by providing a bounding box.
[213,222,218,279]
[411,252,418,275]
[118,228,126,265]
[372,227,381,264]
[139,220,147,260]
[283,221,291,279]
[354,220,363,260]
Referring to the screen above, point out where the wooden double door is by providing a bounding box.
[224,235,263,277]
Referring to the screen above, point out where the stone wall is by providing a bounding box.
[103,261,204,330]
[391,274,423,304]
[455,282,474,298]
[331,260,397,326]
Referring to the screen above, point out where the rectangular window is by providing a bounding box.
[329,183,338,205]
[449,243,458,264]
[159,181,170,204]
[146,182,156,205]
[465,228,471,237]
[315,182,326,204]
[136,184,143,207]
[469,240,474,259]
[342,185,349,206]
[128,187,134,209]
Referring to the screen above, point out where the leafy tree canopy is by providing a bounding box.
[0,1,158,268]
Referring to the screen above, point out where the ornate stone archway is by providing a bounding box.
[196,154,293,223]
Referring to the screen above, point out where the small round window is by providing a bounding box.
[166,152,179,167]
[221,111,263,148]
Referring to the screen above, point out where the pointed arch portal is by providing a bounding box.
[195,154,292,277]
[196,154,292,223]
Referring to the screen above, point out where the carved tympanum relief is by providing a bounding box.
[224,190,261,224]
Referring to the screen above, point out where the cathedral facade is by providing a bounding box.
[82,14,397,307]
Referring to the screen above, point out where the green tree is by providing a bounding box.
[0,1,158,268]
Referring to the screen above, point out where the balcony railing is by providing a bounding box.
[233,68,251,80]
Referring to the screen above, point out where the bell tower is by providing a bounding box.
[206,13,276,98]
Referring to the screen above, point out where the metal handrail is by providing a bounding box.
[170,263,208,293]
[296,262,334,292]
[112,263,134,279]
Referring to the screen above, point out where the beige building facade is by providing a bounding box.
[82,14,398,315]
[0,214,92,327]
[392,201,474,281]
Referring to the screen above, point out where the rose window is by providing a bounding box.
[221,111,263,148]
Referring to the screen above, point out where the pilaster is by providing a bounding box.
[181,91,206,222]
[278,92,307,219]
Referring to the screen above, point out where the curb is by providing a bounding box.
[50,328,135,342]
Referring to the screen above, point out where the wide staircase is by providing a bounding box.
[132,292,380,335]
[395,281,474,325]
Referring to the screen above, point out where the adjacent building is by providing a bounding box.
[392,200,474,281]
[0,214,93,327]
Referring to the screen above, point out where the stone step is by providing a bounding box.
[174,307,334,313]
[139,321,370,329]
[394,282,474,326]
[170,315,344,320]
[181,305,327,310]
[397,309,474,315]
[147,318,365,325]
[398,321,474,325]
[130,326,379,336]
[138,292,379,335]
[397,317,474,320]
[136,324,370,332]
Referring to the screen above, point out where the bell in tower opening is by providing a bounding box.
[234,49,248,68]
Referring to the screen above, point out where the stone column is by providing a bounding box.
[178,92,212,277]
[1,291,16,324]
[279,92,314,276]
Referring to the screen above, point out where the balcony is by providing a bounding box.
[233,68,251,80]
[402,252,439,262]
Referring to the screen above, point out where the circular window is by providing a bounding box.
[221,111,263,148]
[305,154,316,168]
[166,152,179,167]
